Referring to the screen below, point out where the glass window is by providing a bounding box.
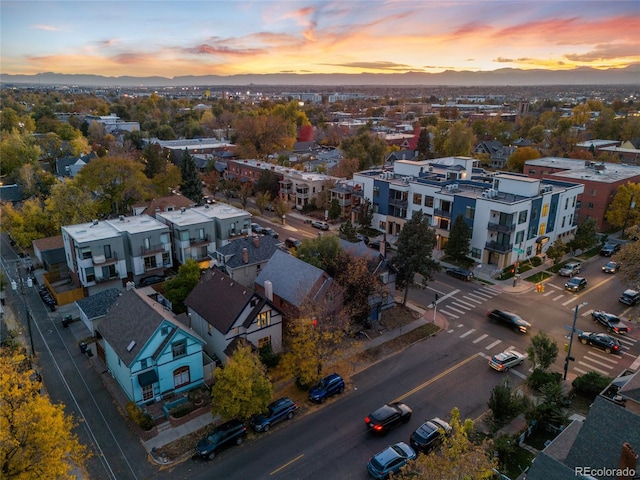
[565,198,569,209]
[81,248,92,259]
[424,196,434,207]
[160,233,169,244]
[144,256,157,269]
[141,358,147,369]
[85,267,95,282]
[542,204,549,217]
[539,223,546,235]
[104,244,112,259]
[172,340,186,358]
[412,193,422,205]
[518,210,527,224]
[179,230,190,241]
[465,206,475,220]
[471,247,481,259]
[562,217,566,228]
[173,366,190,388]
[257,310,271,328]
[198,228,205,240]
[258,336,271,349]
[515,231,524,244]
[144,237,150,249]
[162,252,170,266]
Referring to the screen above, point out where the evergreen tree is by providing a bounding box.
[392,211,440,305]
[568,218,599,253]
[416,128,431,159]
[142,142,166,178]
[328,198,341,220]
[444,214,471,260]
[358,198,374,228]
[339,219,359,242]
[179,149,202,203]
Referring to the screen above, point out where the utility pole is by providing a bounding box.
[564,302,587,380]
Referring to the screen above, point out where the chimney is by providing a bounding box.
[264,280,273,301]
[242,248,249,264]
[618,443,638,480]
[253,235,260,248]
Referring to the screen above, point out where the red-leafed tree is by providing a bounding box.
[298,124,314,142]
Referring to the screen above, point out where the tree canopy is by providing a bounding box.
[444,214,471,260]
[1,349,89,479]
[392,211,440,305]
[179,149,202,203]
[527,332,559,371]
[163,259,202,314]
[605,183,640,232]
[568,218,599,252]
[615,226,640,288]
[210,344,272,421]
[294,235,342,276]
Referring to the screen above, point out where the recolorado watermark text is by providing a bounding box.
[575,466,636,477]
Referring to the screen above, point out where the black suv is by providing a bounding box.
[565,277,587,292]
[486,309,531,334]
[251,397,298,432]
[195,419,247,460]
[410,417,451,453]
[591,310,630,335]
[619,289,640,306]
[365,402,412,435]
[600,243,621,256]
[445,267,474,281]
[308,373,345,403]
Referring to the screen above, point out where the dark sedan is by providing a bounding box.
[602,261,620,273]
[445,267,474,281]
[591,311,631,335]
[486,309,531,334]
[365,402,412,435]
[578,331,621,354]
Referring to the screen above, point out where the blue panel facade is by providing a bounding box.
[451,196,476,229]
[546,193,560,234]
[374,179,390,216]
[527,197,542,240]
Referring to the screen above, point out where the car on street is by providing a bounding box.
[409,417,451,453]
[194,419,247,460]
[264,203,275,211]
[486,309,531,334]
[619,289,640,306]
[368,238,391,251]
[261,227,279,238]
[284,237,301,249]
[365,402,413,435]
[445,267,474,281]
[138,275,165,287]
[578,331,621,354]
[356,233,370,245]
[602,261,620,273]
[565,277,587,292]
[251,397,298,432]
[308,373,345,403]
[311,220,330,230]
[251,223,264,234]
[559,262,581,276]
[367,442,416,480]
[600,243,621,256]
[488,350,526,372]
[591,311,631,335]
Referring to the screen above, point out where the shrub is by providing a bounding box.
[529,256,542,267]
[572,372,612,399]
[126,401,155,431]
[170,403,194,418]
[259,344,280,369]
[526,368,561,392]
[487,381,517,428]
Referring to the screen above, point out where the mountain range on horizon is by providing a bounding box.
[1,65,639,88]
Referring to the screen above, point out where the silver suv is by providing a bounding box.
[311,220,329,230]
[559,262,581,277]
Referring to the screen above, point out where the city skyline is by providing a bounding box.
[1,1,638,79]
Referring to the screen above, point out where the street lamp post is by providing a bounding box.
[564,301,587,380]
[11,266,35,357]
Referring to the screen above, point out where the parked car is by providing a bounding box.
[356,233,370,245]
[602,261,620,273]
[565,277,587,292]
[445,267,474,281]
[365,402,412,435]
[367,442,416,480]
[284,237,301,249]
[194,419,247,460]
[488,350,525,372]
[600,243,621,256]
[619,289,640,306]
[369,239,391,251]
[251,397,298,432]
[311,220,330,230]
[251,223,264,234]
[261,227,279,238]
[578,331,621,354]
[591,311,631,335]
[138,275,165,287]
[486,309,531,334]
[264,203,275,211]
[308,373,345,403]
[559,262,581,276]
[409,417,451,453]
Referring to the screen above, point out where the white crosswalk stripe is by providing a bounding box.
[553,294,564,301]
[460,328,476,338]
[461,295,483,304]
[479,287,501,296]
[617,336,637,348]
[451,301,473,310]
[543,291,554,297]
[472,334,488,344]
[485,339,502,350]
[445,305,468,315]
[440,310,460,319]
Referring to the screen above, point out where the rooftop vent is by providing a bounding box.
[126,341,136,352]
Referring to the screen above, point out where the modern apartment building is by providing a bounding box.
[62,214,171,292]
[353,157,584,270]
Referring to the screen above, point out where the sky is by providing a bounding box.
[1,0,639,78]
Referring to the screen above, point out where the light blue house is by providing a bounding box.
[96,289,206,405]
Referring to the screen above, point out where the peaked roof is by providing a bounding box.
[255,249,331,308]
[133,195,195,216]
[75,288,122,320]
[185,270,259,333]
[32,235,64,252]
[216,235,280,269]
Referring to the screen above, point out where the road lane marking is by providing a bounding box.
[480,287,501,295]
[581,310,593,317]
[547,283,562,290]
[472,334,488,344]
[587,352,621,364]
[460,329,476,338]
[561,275,618,306]
[618,337,637,347]
[451,301,473,310]
[434,289,460,304]
[576,361,609,375]
[485,340,502,350]
[543,291,554,297]
[441,310,460,319]
[553,295,564,301]
[582,357,615,369]
[392,354,480,403]
[270,454,304,476]
[461,295,483,304]
[446,305,468,315]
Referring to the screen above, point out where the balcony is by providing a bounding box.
[189,234,211,247]
[487,222,516,233]
[296,190,310,199]
[388,197,408,208]
[141,243,167,255]
[92,252,118,266]
[433,208,451,218]
[485,241,513,253]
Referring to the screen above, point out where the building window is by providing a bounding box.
[379,221,386,230]
[160,233,169,244]
[539,223,546,235]
[526,246,532,256]
[161,326,169,335]
[142,384,154,401]
[373,186,380,198]
[173,366,190,388]
[85,267,95,282]
[471,247,481,259]
[144,256,157,270]
[515,231,524,244]
[162,252,171,266]
[412,193,422,205]
[518,210,527,224]
[257,310,271,328]
[104,244,112,259]
[542,204,549,217]
[528,169,536,174]
[465,206,475,220]
[258,336,271,349]
[562,217,566,228]
[144,237,150,249]
[179,230,189,241]
[591,189,596,196]
[587,202,594,209]
[81,247,92,259]
[102,265,116,278]
[573,197,576,206]
[424,196,434,207]
[171,340,186,358]
[198,228,205,240]
[207,323,213,336]
[565,198,569,209]
[141,358,148,369]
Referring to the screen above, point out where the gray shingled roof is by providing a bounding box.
[216,235,280,269]
[255,249,330,307]
[97,290,166,367]
[75,288,122,320]
[185,270,256,334]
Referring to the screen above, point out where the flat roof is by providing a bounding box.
[106,214,167,234]
[63,220,121,243]
[156,208,211,227]
[526,157,640,183]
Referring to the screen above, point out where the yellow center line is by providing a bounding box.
[270,454,304,476]
[392,353,480,403]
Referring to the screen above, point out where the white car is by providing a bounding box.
[489,351,525,372]
[311,220,329,230]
